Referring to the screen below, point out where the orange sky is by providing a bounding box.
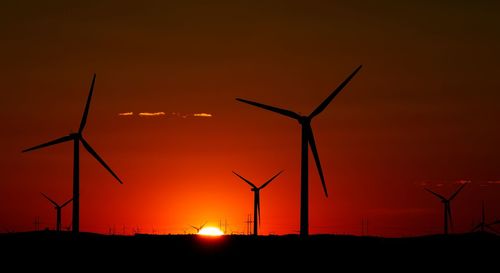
[1,1,500,236]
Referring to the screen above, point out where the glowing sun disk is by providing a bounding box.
[198,226,224,236]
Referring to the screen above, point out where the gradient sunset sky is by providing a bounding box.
[1,0,499,236]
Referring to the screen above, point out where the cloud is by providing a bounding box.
[117,111,214,118]
[488,181,500,185]
[118,112,134,116]
[138,112,166,117]
[193,113,212,117]
[456,180,471,184]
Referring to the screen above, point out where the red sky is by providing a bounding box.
[1,1,499,236]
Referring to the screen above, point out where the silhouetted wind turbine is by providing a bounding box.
[472,202,499,234]
[191,222,207,234]
[41,193,72,232]
[23,74,123,234]
[425,183,467,235]
[236,66,362,237]
[232,170,282,236]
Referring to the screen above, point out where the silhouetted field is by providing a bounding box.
[1,231,497,268]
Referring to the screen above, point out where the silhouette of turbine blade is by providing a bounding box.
[485,225,500,234]
[236,98,301,120]
[200,222,207,229]
[472,223,481,232]
[80,137,123,184]
[61,198,73,208]
[22,135,73,153]
[79,74,96,133]
[307,125,328,197]
[309,65,362,119]
[232,171,257,188]
[424,188,446,201]
[41,193,59,207]
[449,183,466,201]
[259,170,283,190]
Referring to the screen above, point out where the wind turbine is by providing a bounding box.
[471,202,499,234]
[425,183,467,235]
[236,65,362,237]
[191,222,207,234]
[23,74,123,234]
[41,193,72,232]
[232,170,282,236]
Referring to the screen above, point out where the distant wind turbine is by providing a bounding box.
[41,193,72,232]
[471,202,499,234]
[191,222,207,234]
[236,65,362,237]
[232,170,282,236]
[23,74,123,234]
[425,183,467,235]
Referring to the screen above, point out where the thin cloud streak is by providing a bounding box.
[138,112,166,117]
[118,112,133,116]
[193,113,212,117]
[117,112,213,118]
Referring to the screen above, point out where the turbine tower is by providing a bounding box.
[236,66,362,236]
[23,74,123,234]
[233,170,282,236]
[41,193,72,232]
[425,183,467,235]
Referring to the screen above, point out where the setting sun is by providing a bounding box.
[198,226,224,236]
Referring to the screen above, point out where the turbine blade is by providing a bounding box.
[232,171,257,189]
[307,125,328,197]
[236,98,301,120]
[61,198,73,208]
[80,137,123,184]
[449,183,467,201]
[485,225,500,234]
[79,74,96,133]
[471,224,481,232]
[41,193,59,207]
[424,188,446,201]
[259,170,283,190]
[22,135,73,153]
[201,222,207,229]
[309,65,362,119]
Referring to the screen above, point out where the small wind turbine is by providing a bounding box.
[191,222,207,234]
[41,193,72,232]
[236,66,362,236]
[233,171,282,236]
[472,202,500,234]
[425,183,467,235]
[23,74,123,234]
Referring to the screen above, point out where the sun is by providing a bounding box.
[198,226,224,236]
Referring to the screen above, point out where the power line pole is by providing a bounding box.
[244,214,253,235]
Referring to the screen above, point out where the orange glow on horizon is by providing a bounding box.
[198,227,224,236]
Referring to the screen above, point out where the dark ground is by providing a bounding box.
[1,231,498,269]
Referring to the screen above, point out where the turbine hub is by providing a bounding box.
[298,116,310,124]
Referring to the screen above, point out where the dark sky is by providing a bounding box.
[1,0,499,236]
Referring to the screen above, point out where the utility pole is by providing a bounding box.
[244,214,253,235]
